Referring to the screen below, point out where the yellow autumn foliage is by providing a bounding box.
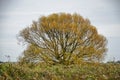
[18,13,107,65]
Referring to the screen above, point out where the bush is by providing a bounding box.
[0,62,120,80]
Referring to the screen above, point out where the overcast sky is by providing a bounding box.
[0,0,120,62]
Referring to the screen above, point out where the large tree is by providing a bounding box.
[18,13,107,64]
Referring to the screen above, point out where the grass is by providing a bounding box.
[0,62,120,80]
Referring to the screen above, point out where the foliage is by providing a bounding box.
[18,44,42,66]
[18,13,107,64]
[107,60,120,64]
[0,62,120,80]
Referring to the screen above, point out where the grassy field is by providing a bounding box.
[0,62,120,80]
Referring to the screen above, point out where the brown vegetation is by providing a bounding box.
[18,13,107,65]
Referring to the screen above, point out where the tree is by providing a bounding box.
[18,44,42,65]
[18,13,107,65]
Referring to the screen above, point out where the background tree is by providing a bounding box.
[18,13,107,65]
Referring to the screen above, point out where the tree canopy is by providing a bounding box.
[18,13,107,65]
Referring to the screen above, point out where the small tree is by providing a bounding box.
[18,13,107,64]
[18,44,42,64]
